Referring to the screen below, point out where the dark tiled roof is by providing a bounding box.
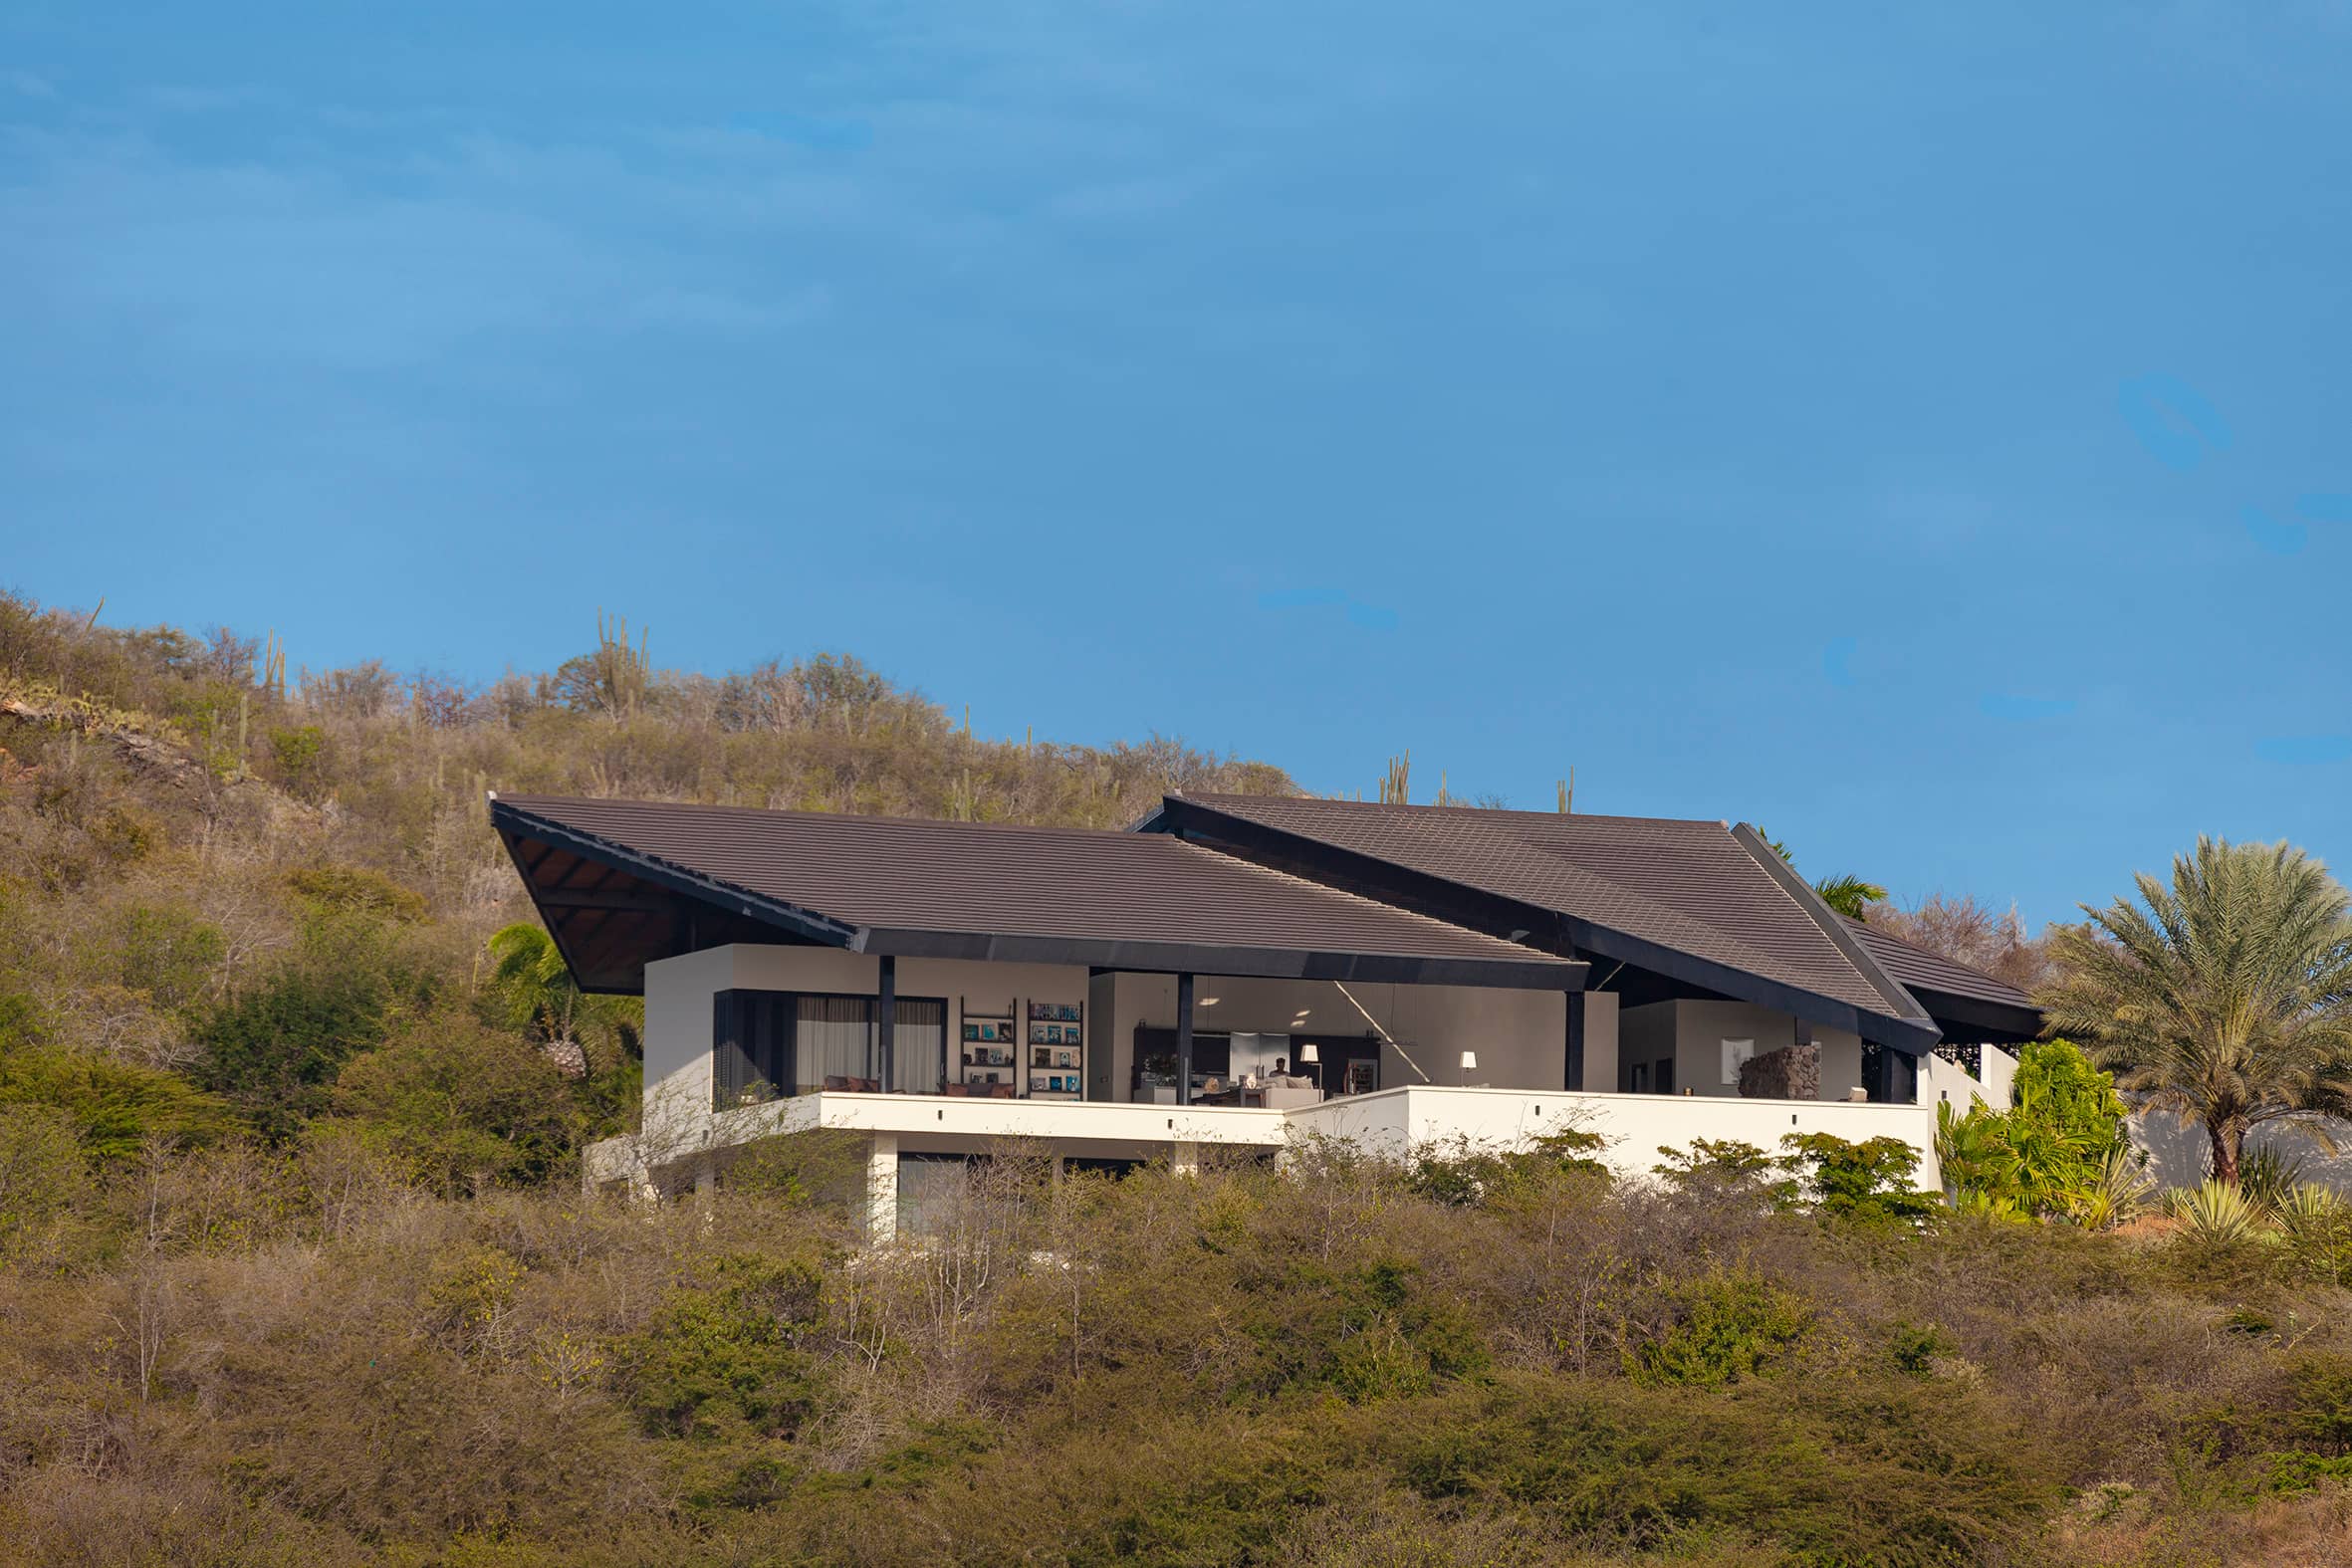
[1843,916,2036,1009]
[494,794,1578,985]
[1168,794,1920,1023]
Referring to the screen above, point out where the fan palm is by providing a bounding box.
[2038,837,2352,1186]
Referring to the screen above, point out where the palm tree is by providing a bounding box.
[2038,837,2352,1185]
[1814,874,1888,920]
[486,923,640,1076]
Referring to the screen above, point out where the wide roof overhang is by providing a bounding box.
[1138,794,1947,1055]
[492,796,1586,997]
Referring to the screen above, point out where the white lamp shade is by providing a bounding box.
[1298,1043,1319,1063]
[1459,1050,1478,1071]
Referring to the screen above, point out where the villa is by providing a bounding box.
[491,790,2044,1234]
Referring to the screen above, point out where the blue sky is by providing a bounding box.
[5,2,2349,929]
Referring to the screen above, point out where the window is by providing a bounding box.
[1721,1037,1755,1086]
[713,991,947,1108]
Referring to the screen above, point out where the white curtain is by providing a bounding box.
[795,996,873,1091]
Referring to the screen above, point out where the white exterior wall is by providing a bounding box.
[1815,1027,1865,1102]
[1920,1045,2018,1117]
[643,947,739,1153]
[586,1083,1948,1208]
[1291,1085,1941,1188]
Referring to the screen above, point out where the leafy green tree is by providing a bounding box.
[194,914,433,1140]
[1777,1133,1937,1224]
[2039,837,2352,1186]
[625,1252,825,1440]
[332,1013,588,1195]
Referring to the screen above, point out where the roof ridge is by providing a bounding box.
[1842,913,2032,998]
[1506,829,1835,994]
[1179,791,1728,828]
[1726,825,1933,1024]
[498,792,1144,842]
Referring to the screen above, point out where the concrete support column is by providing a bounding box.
[634,1167,662,1207]
[1564,992,1586,1092]
[1171,1138,1201,1177]
[694,1156,719,1206]
[866,1132,899,1243]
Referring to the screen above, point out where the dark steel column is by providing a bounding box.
[1865,1045,1918,1104]
[876,954,896,1092]
[1175,972,1195,1107]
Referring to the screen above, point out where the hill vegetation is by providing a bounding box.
[6,589,2352,1566]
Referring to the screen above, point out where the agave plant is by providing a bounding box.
[1949,1186,2029,1224]
[2069,1145,2157,1232]
[2173,1179,2263,1247]
[2236,1144,2312,1218]
[2276,1184,2352,1284]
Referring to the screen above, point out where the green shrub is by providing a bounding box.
[284,865,429,924]
[0,1102,86,1262]
[2286,1354,2352,1456]
[1653,1138,1779,1200]
[625,1252,825,1439]
[2174,1179,2262,1248]
[1778,1132,1936,1224]
[0,1041,234,1162]
[2277,1184,2352,1285]
[1630,1269,1811,1387]
[193,915,434,1139]
[2257,1450,2352,1495]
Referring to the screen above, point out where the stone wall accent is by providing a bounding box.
[1739,1043,1821,1101]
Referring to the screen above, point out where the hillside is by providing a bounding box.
[6,590,2352,1567]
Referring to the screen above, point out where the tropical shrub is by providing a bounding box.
[1935,1038,2130,1222]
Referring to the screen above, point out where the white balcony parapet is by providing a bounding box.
[586,1082,1948,1197]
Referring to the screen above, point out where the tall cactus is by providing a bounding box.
[1378,751,1411,804]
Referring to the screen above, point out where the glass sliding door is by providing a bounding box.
[889,999,946,1094]
[777,994,950,1095]
[795,995,876,1093]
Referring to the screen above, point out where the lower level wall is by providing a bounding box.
[588,1083,1948,1216]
